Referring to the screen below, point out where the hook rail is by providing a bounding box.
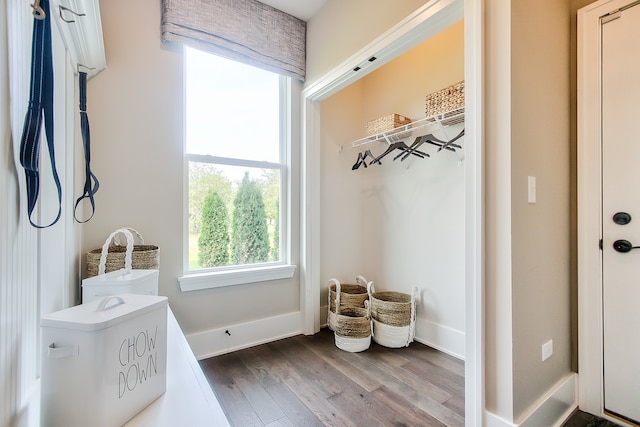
[59,4,86,23]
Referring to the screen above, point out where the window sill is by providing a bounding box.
[178,264,296,292]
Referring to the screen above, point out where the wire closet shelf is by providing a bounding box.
[351,107,465,149]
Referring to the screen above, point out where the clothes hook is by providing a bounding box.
[31,0,46,19]
[77,63,95,74]
[59,4,85,23]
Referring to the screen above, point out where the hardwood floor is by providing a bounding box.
[200,328,464,427]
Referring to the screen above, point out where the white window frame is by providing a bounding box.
[179,73,296,291]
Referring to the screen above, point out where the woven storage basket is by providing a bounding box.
[368,282,417,348]
[327,276,369,331]
[334,302,371,352]
[425,81,465,117]
[86,228,159,277]
[365,114,412,136]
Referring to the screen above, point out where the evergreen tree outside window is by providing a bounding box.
[231,174,269,264]
[198,191,230,267]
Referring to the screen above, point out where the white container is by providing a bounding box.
[40,294,168,427]
[82,269,159,303]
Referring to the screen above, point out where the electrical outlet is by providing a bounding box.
[542,339,553,361]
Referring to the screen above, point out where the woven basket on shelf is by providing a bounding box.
[327,276,369,331]
[368,282,417,348]
[365,114,412,136]
[86,227,159,277]
[425,81,465,117]
[334,302,371,352]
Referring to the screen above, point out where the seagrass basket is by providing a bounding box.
[365,114,412,136]
[425,81,465,117]
[327,276,369,331]
[368,283,417,348]
[370,291,413,327]
[86,228,159,277]
[334,302,371,352]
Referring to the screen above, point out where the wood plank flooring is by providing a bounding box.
[200,328,464,427]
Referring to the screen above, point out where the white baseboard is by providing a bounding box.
[321,304,465,360]
[186,311,302,360]
[484,373,578,427]
[414,316,465,360]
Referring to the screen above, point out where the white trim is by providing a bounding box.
[300,97,321,335]
[178,263,296,291]
[50,0,106,78]
[414,317,466,360]
[300,1,483,426]
[185,154,284,170]
[463,0,485,425]
[577,0,637,417]
[484,374,578,427]
[185,311,301,359]
[302,0,464,101]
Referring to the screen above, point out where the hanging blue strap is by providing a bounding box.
[74,71,99,222]
[19,0,62,228]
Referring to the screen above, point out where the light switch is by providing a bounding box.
[528,176,536,204]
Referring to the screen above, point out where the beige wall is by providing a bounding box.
[484,0,573,422]
[510,0,571,417]
[306,0,431,84]
[85,0,300,336]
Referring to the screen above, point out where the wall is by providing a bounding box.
[1,6,39,425]
[484,0,573,423]
[306,0,432,84]
[85,0,300,347]
[1,2,81,425]
[319,21,466,355]
[510,0,571,418]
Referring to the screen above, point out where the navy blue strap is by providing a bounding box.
[19,0,62,228]
[74,71,99,222]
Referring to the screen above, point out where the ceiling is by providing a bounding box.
[257,0,327,21]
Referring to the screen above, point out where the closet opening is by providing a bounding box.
[300,0,483,425]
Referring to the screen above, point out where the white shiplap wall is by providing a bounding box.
[1,2,40,426]
[1,1,81,425]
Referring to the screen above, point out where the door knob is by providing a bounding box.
[613,212,632,225]
[613,239,640,253]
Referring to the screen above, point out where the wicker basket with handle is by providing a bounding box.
[327,276,369,331]
[86,227,159,277]
[334,301,371,352]
[368,282,417,348]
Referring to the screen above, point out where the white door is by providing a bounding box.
[601,3,640,424]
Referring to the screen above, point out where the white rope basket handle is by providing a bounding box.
[112,227,144,245]
[364,299,371,319]
[328,278,341,310]
[407,286,419,346]
[355,275,368,287]
[98,228,135,275]
[367,280,375,296]
[367,280,376,339]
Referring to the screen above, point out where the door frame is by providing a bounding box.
[577,0,637,419]
[299,0,484,425]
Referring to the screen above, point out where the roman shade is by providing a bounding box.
[161,0,306,81]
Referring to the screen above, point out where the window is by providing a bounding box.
[180,47,295,291]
